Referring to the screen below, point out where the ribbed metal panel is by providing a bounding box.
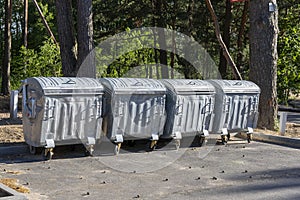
[100,78,166,141]
[22,77,103,147]
[208,80,260,134]
[161,79,215,139]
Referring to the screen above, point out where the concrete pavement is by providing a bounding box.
[0,140,299,199]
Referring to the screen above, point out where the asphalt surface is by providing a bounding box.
[0,138,299,200]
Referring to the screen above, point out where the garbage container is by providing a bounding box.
[208,80,260,144]
[22,77,104,159]
[99,78,167,154]
[160,79,215,149]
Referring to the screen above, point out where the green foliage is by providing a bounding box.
[277,4,300,104]
[27,0,57,50]
[96,28,158,78]
[11,39,61,90]
[0,0,299,95]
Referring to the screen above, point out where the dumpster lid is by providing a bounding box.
[161,79,215,94]
[100,78,166,94]
[208,80,260,93]
[25,77,104,95]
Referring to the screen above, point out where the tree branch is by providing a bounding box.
[205,0,242,80]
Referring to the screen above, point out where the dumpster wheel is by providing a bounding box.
[149,140,157,151]
[175,139,180,150]
[114,143,121,155]
[221,135,227,145]
[85,145,94,156]
[43,148,54,160]
[247,133,253,143]
[29,145,37,155]
[227,133,231,141]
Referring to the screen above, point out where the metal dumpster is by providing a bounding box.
[22,77,104,159]
[99,78,167,154]
[160,79,215,149]
[208,80,260,144]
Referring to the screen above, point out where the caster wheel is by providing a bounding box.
[175,140,180,150]
[149,140,157,151]
[43,149,54,160]
[247,134,252,143]
[29,145,37,155]
[85,145,94,157]
[227,133,231,141]
[221,135,227,145]
[114,143,121,155]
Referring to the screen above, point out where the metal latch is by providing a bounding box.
[151,133,159,141]
[203,130,209,137]
[86,137,96,145]
[45,139,55,149]
[115,134,123,143]
[221,128,228,136]
[174,131,182,140]
[247,127,253,134]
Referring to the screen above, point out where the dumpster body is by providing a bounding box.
[100,78,166,153]
[22,77,104,158]
[160,79,215,148]
[208,80,260,143]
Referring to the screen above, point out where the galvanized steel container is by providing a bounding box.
[22,77,104,158]
[208,80,260,142]
[99,78,167,153]
[160,79,215,148]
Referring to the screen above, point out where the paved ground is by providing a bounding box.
[0,138,299,200]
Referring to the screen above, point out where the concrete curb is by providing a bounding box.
[0,183,27,200]
[236,132,300,149]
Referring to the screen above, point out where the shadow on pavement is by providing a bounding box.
[0,136,221,164]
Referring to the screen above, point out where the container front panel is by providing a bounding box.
[110,94,166,140]
[24,94,102,147]
[173,94,214,136]
[44,96,102,143]
[225,93,259,131]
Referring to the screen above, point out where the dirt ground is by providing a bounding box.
[256,123,300,139]
[0,95,24,143]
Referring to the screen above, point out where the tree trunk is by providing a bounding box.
[170,27,176,79]
[180,0,195,79]
[155,0,169,79]
[24,0,28,48]
[236,1,249,70]
[249,0,279,130]
[219,0,232,78]
[55,0,77,77]
[152,28,160,79]
[170,0,177,79]
[1,0,12,95]
[205,0,242,80]
[33,0,58,45]
[76,0,95,78]
[151,1,160,79]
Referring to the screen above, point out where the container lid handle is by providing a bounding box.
[187,81,196,85]
[62,79,76,85]
[132,82,143,86]
[234,82,243,86]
